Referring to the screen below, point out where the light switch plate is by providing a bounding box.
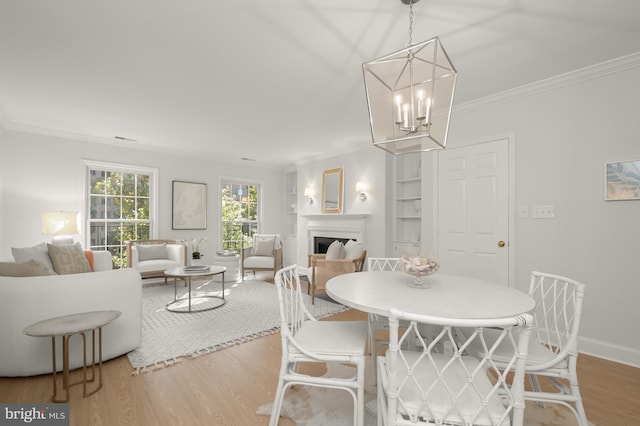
[532,205,554,219]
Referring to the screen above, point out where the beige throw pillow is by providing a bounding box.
[11,242,55,271]
[47,243,92,275]
[344,239,363,259]
[253,236,275,256]
[136,244,168,261]
[0,260,57,277]
[325,240,346,259]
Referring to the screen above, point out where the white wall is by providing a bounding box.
[295,147,388,266]
[441,57,640,366]
[0,131,285,261]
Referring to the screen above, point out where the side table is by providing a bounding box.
[23,310,121,403]
[212,250,240,283]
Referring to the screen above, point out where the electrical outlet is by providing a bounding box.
[532,205,555,219]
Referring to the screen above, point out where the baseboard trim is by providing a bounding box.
[579,336,640,368]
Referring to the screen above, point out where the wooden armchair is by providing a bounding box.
[307,249,367,304]
[241,234,283,281]
[126,239,188,282]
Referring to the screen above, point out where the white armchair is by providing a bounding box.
[241,234,283,281]
[127,239,187,281]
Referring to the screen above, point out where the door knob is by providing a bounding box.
[498,241,506,247]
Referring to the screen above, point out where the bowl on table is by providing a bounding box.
[399,255,440,288]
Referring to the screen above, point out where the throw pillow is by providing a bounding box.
[325,240,346,259]
[254,236,275,256]
[0,260,57,277]
[84,250,95,271]
[11,242,55,271]
[47,243,92,275]
[344,239,363,260]
[136,244,168,261]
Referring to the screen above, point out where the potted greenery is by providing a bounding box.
[191,236,206,260]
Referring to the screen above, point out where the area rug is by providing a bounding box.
[126,280,348,374]
[257,363,596,426]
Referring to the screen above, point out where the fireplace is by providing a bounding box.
[303,214,369,262]
[313,236,353,254]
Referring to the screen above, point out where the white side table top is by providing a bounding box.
[23,310,122,337]
[326,271,534,320]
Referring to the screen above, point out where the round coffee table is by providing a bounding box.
[23,310,121,403]
[164,265,226,313]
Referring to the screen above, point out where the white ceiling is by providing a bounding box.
[1,0,639,167]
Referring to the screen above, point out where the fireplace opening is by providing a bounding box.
[313,236,353,254]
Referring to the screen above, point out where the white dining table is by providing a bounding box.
[326,271,535,320]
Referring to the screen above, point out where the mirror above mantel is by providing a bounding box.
[321,167,344,214]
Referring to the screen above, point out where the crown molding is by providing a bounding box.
[453,52,640,115]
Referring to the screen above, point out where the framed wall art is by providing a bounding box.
[604,160,640,201]
[172,181,207,229]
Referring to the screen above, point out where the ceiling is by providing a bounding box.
[1,0,639,167]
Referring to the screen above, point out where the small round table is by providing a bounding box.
[164,265,226,313]
[23,310,121,403]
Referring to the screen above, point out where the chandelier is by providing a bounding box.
[363,0,457,155]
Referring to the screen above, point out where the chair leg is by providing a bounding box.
[269,377,287,426]
[568,357,589,426]
[311,284,316,304]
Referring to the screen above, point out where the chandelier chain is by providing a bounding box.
[407,0,414,46]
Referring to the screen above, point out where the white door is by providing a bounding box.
[437,139,510,285]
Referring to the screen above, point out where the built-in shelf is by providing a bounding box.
[393,153,422,256]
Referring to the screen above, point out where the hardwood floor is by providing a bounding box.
[1,290,638,425]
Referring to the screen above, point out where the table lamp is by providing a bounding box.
[41,211,79,245]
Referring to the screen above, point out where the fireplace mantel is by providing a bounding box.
[303,214,370,255]
[300,214,370,219]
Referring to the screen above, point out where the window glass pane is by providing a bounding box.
[137,223,150,240]
[137,198,149,220]
[90,170,106,194]
[106,223,123,247]
[107,172,122,195]
[122,197,136,220]
[106,196,121,219]
[137,175,150,197]
[90,196,105,220]
[123,174,136,196]
[90,223,106,247]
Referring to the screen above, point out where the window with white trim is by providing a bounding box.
[220,180,260,252]
[86,161,157,268]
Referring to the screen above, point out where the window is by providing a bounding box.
[86,161,158,268]
[221,180,260,252]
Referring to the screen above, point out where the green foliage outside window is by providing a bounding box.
[88,169,152,268]
[221,183,259,252]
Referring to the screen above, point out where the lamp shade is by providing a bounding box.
[41,211,79,235]
[363,36,457,154]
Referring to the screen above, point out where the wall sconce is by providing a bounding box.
[356,182,367,201]
[304,188,314,204]
[41,211,79,244]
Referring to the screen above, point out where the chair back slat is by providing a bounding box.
[381,309,534,426]
[368,257,401,272]
[528,271,586,367]
[274,265,310,342]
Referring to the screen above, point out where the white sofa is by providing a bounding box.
[127,239,187,280]
[0,251,142,377]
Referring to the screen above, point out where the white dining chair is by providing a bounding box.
[377,308,534,426]
[270,265,368,426]
[465,271,588,425]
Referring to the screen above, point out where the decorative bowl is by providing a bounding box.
[399,255,440,288]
